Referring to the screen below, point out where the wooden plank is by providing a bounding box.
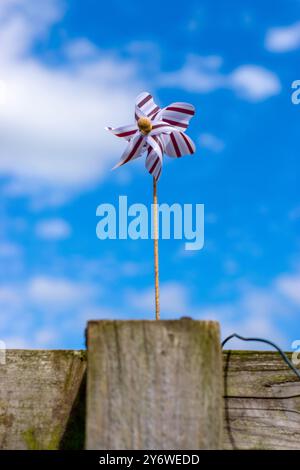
[0,350,86,450]
[86,319,223,450]
[1,348,299,450]
[223,350,300,450]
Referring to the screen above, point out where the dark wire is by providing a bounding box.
[222,333,300,381]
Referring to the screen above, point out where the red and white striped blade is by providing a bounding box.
[159,102,195,131]
[150,121,175,136]
[145,135,163,181]
[112,134,146,170]
[135,92,161,121]
[105,124,138,141]
[161,130,196,158]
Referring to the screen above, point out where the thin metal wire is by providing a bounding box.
[222,333,300,381]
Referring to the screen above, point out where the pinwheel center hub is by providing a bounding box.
[137,117,152,135]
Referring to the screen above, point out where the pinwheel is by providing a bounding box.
[106,92,196,180]
[105,92,196,319]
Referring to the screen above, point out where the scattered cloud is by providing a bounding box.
[126,270,300,349]
[289,206,300,221]
[223,259,239,276]
[202,270,300,349]
[0,241,22,257]
[229,65,281,101]
[0,241,24,278]
[63,38,99,61]
[159,55,224,93]
[159,55,281,102]
[1,267,299,348]
[33,328,59,347]
[0,275,98,315]
[0,274,100,347]
[276,273,300,306]
[27,275,97,308]
[199,133,225,153]
[2,336,32,349]
[199,282,291,349]
[265,22,300,52]
[127,281,190,316]
[74,254,149,282]
[35,218,71,240]
[205,212,218,224]
[0,0,296,352]
[0,0,144,206]
[0,1,283,209]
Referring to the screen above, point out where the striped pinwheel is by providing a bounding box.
[105,92,196,181]
[105,92,196,321]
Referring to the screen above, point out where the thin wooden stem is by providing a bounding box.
[153,177,160,320]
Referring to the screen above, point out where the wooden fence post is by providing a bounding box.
[86,319,223,450]
[0,350,86,450]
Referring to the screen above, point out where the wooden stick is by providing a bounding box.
[153,177,160,320]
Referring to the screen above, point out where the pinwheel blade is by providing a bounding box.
[112,134,146,170]
[105,124,138,141]
[150,121,175,136]
[145,135,163,181]
[135,92,161,121]
[159,102,195,131]
[161,131,196,158]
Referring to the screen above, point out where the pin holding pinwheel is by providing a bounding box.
[105,92,196,319]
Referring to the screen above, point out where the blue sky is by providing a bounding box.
[0,0,300,349]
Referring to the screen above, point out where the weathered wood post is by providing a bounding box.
[86,319,223,450]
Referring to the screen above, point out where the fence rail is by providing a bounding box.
[0,345,299,449]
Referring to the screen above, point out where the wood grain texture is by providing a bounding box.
[0,350,86,450]
[223,350,300,450]
[86,319,223,450]
[1,347,299,450]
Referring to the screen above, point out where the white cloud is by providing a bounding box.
[159,55,224,93]
[35,218,71,240]
[0,326,58,349]
[0,275,97,315]
[223,259,239,276]
[75,254,149,282]
[63,38,99,61]
[210,268,300,349]
[27,275,96,308]
[0,2,283,208]
[126,272,299,349]
[289,206,300,221]
[0,80,7,105]
[125,41,161,66]
[0,285,21,307]
[229,65,281,101]
[0,0,144,206]
[159,55,281,102]
[34,328,58,347]
[2,336,32,349]
[0,241,22,257]
[205,212,218,224]
[199,282,291,349]
[0,241,24,277]
[0,274,101,347]
[265,22,300,52]
[276,274,300,305]
[0,0,63,59]
[127,281,190,316]
[199,133,225,153]
[3,329,60,349]
[0,268,299,349]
